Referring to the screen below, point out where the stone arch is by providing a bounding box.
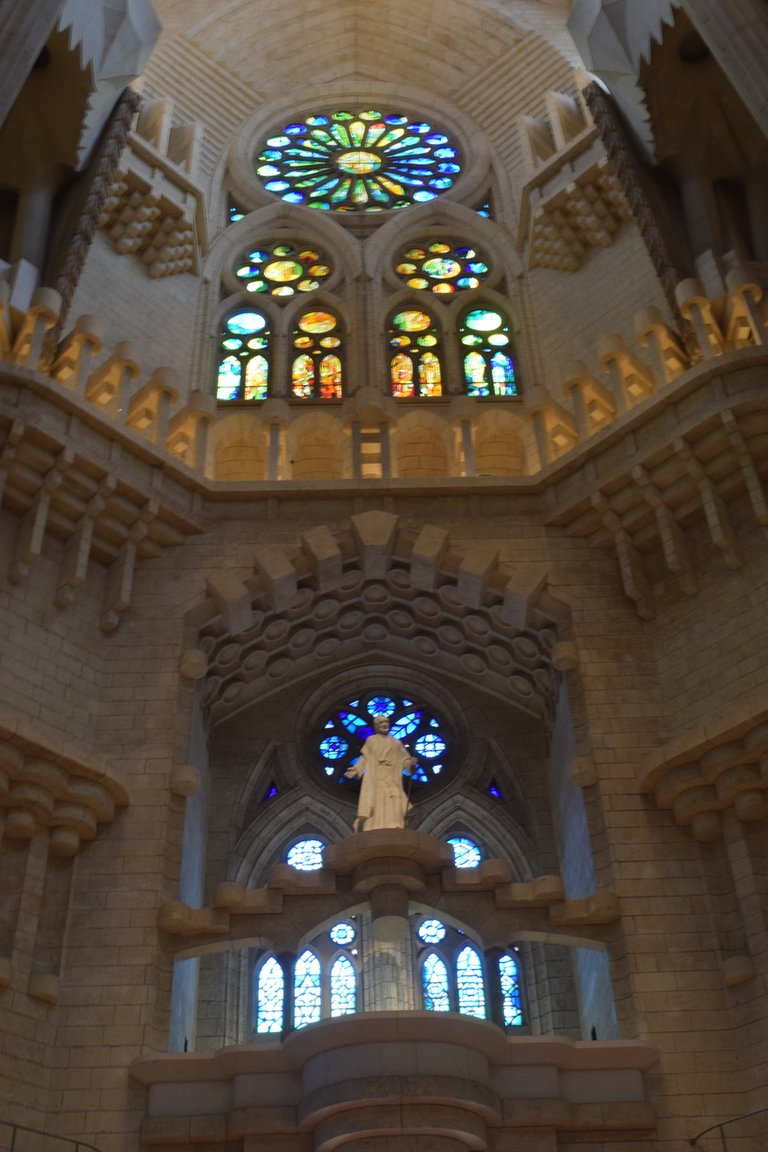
[392,409,453,478]
[192,510,570,732]
[286,411,347,480]
[210,412,269,481]
[474,407,527,476]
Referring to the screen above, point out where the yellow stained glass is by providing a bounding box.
[393,310,432,333]
[299,311,337,334]
[405,248,426,259]
[292,353,315,398]
[319,354,342,399]
[407,278,430,290]
[244,355,269,400]
[391,352,414,398]
[264,259,303,282]
[419,351,442,397]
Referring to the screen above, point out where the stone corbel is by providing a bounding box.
[9,449,74,585]
[561,360,616,438]
[675,279,725,360]
[598,333,656,412]
[631,465,696,595]
[634,307,689,385]
[8,287,61,370]
[591,492,654,619]
[50,314,106,396]
[85,339,143,415]
[724,266,765,348]
[673,438,741,570]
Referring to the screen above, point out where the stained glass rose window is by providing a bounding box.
[256,110,461,212]
[395,241,490,295]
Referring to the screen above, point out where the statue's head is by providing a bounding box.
[372,714,390,734]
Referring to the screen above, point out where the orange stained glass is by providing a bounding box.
[292,353,315,398]
[244,355,269,400]
[299,311,337,334]
[418,351,442,397]
[391,352,414,398]
[319,354,342,399]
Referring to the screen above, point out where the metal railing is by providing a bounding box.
[0,1122,101,1152]
[689,1106,768,1149]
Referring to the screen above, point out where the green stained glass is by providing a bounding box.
[256,109,462,212]
[465,309,502,332]
[393,310,431,332]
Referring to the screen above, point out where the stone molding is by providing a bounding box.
[131,1015,657,1150]
[193,510,563,727]
[158,829,620,957]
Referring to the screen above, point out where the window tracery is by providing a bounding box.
[235,242,332,298]
[389,309,443,398]
[286,838,325,870]
[459,306,517,397]
[216,309,271,401]
[317,691,449,792]
[395,241,490,295]
[256,110,461,212]
[291,309,343,399]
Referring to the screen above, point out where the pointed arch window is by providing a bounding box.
[389,308,443,398]
[217,309,271,401]
[456,945,486,1018]
[446,836,482,868]
[294,949,322,1028]
[291,310,343,399]
[422,953,451,1012]
[254,955,285,1033]
[459,306,517,397]
[499,952,523,1026]
[330,955,357,1016]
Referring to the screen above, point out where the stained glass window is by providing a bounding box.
[294,950,322,1028]
[329,922,356,946]
[216,310,271,401]
[422,953,451,1012]
[255,956,285,1033]
[459,307,517,397]
[235,242,331,298]
[499,953,523,1026]
[291,310,343,399]
[476,198,492,219]
[447,836,482,868]
[229,203,245,225]
[317,692,449,792]
[418,919,447,944]
[456,945,486,1018]
[389,309,443,398]
[395,241,490,295]
[256,110,462,213]
[286,839,325,870]
[330,955,357,1016]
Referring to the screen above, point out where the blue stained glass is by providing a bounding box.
[330,955,357,1016]
[488,780,503,799]
[320,735,349,760]
[414,733,446,759]
[423,954,450,1012]
[447,837,482,868]
[255,957,284,1033]
[263,783,279,799]
[294,950,321,1028]
[256,109,461,212]
[499,954,523,1026]
[339,711,368,734]
[329,921,355,945]
[418,919,446,944]
[367,696,396,717]
[456,946,486,1018]
[286,839,325,870]
[432,764,442,774]
[324,764,335,776]
[390,712,422,738]
[411,767,428,782]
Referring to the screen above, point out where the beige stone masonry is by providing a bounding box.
[158,830,620,957]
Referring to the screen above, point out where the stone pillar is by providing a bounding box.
[0,0,63,126]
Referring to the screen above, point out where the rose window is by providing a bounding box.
[256,109,461,212]
[395,241,490,294]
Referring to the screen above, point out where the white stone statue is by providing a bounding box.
[345,714,417,832]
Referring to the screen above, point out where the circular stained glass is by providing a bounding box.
[315,691,450,794]
[465,308,502,332]
[329,922,356,945]
[286,839,325,870]
[234,242,331,298]
[299,311,337,334]
[395,241,489,295]
[418,919,447,944]
[256,109,462,212]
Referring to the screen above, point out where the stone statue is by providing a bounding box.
[345,714,417,832]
